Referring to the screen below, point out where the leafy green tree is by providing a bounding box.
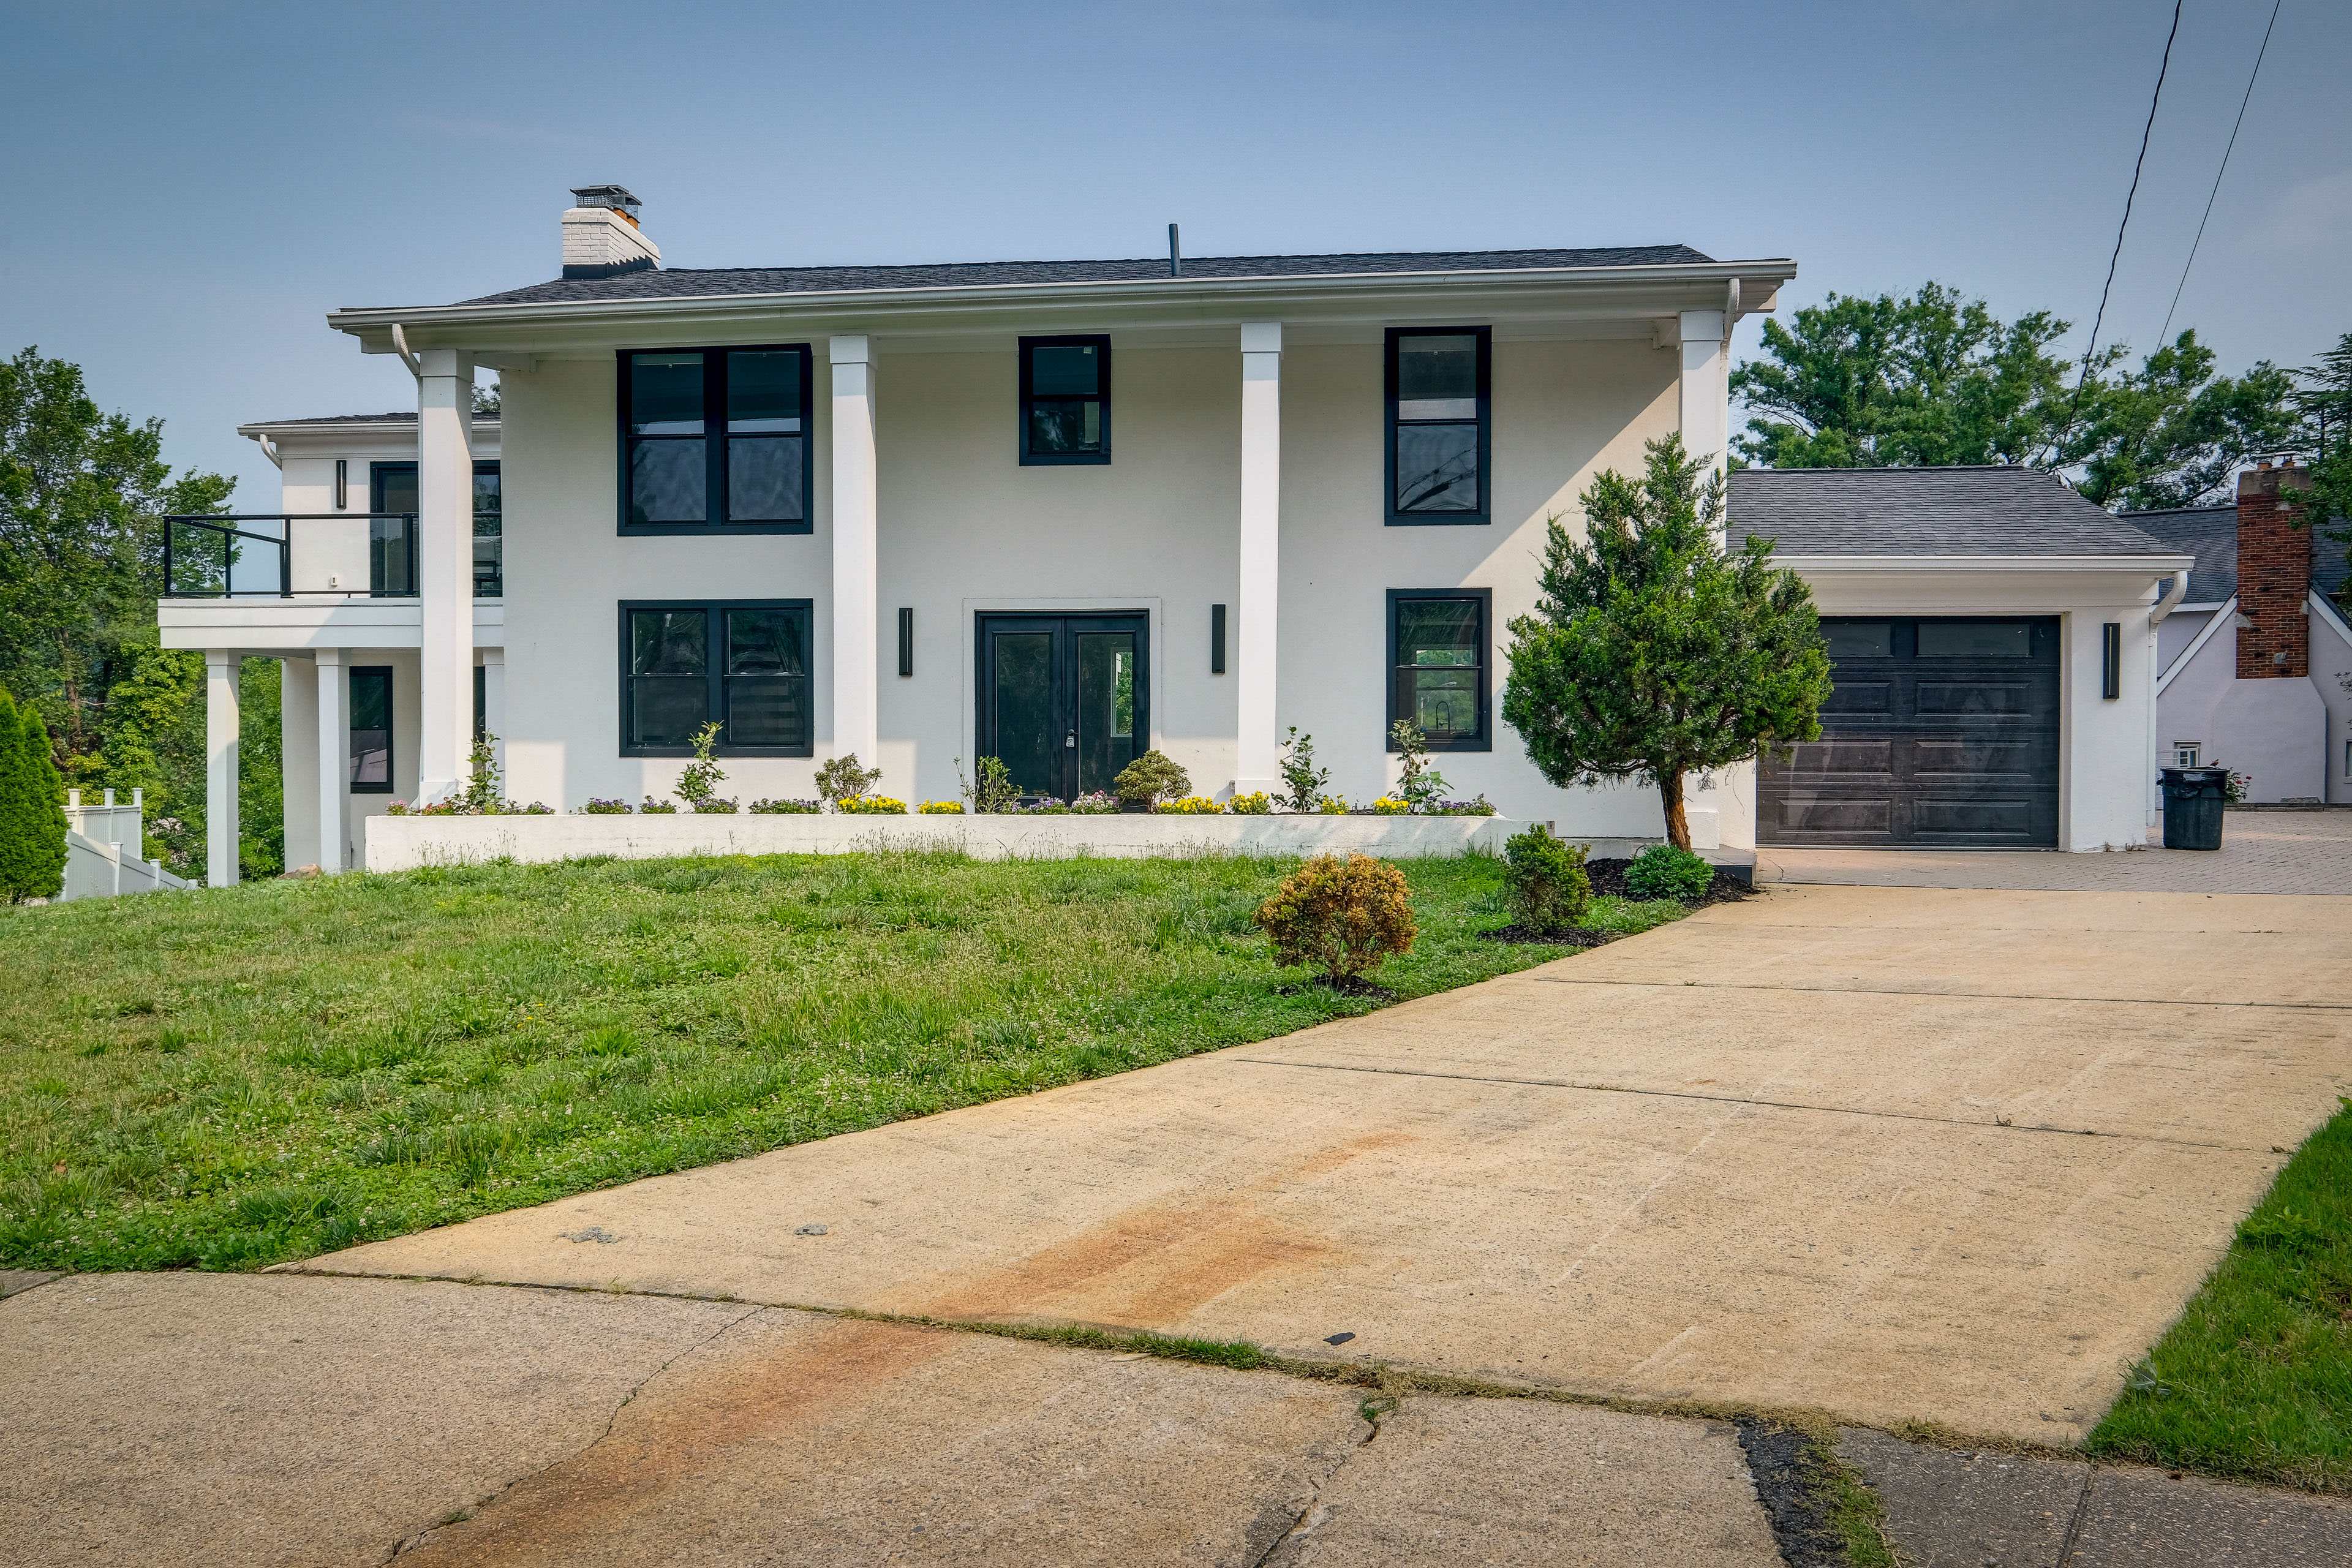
[2288,332,2352,590]
[14,698,69,899]
[0,347,233,757]
[1502,435,1832,851]
[238,657,282,878]
[1730,284,2075,469]
[2071,332,2302,509]
[81,645,206,871]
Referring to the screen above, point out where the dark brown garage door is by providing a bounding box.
[1757,617,2060,848]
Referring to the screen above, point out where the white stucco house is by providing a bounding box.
[2134,463,2352,803]
[161,189,2188,881]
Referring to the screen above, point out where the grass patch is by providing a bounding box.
[0,849,1688,1273]
[2086,1096,2352,1493]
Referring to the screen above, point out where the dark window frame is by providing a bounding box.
[1385,588,1493,752]
[615,345,816,535]
[369,460,501,597]
[1018,334,1112,466]
[617,598,816,758]
[1384,326,1491,526]
[349,665,395,793]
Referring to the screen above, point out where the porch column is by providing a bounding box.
[205,650,239,887]
[1235,322,1281,794]
[315,648,346,873]
[1676,309,1729,481]
[417,347,475,803]
[830,334,878,763]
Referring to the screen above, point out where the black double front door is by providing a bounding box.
[976,613,1147,802]
[1758,616,2061,848]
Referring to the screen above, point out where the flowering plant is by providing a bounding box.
[1068,791,1120,815]
[919,800,966,813]
[1159,795,1224,815]
[578,799,631,814]
[639,796,678,814]
[1368,796,1412,815]
[1229,791,1272,815]
[748,798,821,813]
[838,795,908,815]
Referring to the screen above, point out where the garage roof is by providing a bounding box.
[1733,466,2177,557]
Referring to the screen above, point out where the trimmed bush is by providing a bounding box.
[815,754,883,805]
[1253,853,1417,980]
[1503,825,1591,930]
[1624,842,1714,901]
[1114,750,1191,807]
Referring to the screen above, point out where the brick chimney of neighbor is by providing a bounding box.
[562,186,659,281]
[2236,461,2313,679]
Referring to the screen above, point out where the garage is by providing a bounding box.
[1757,616,2060,846]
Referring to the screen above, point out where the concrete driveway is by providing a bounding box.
[307,883,2352,1444]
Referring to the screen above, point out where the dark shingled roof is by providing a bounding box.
[2122,502,2352,604]
[458,245,1717,307]
[1732,466,2179,557]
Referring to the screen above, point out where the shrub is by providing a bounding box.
[1368,796,1411,815]
[1253,853,1417,980]
[838,795,908,815]
[674,722,728,810]
[1624,842,1714,901]
[1,693,69,900]
[1229,791,1272,815]
[1160,795,1223,815]
[748,798,820,813]
[815,754,883,805]
[1278,727,1330,813]
[1503,825,1591,930]
[919,801,966,814]
[959,755,1019,814]
[456,733,504,814]
[1114,750,1191,806]
[1316,794,1348,815]
[1389,719,1450,812]
[1069,792,1118,814]
[638,796,678,815]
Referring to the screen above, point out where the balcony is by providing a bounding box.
[162,514,500,599]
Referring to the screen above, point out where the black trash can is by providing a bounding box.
[2160,767,2228,850]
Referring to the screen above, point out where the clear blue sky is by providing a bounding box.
[5,0,2345,507]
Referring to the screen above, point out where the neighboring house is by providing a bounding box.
[1732,467,2188,850]
[157,188,2181,880]
[2132,464,2352,804]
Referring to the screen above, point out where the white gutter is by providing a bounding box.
[1779,553,2195,576]
[326,257,1799,341]
[2149,568,2188,625]
[388,322,422,379]
[248,431,282,469]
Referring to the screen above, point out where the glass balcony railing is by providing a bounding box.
[162,514,503,599]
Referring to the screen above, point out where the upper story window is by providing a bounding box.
[1020,336,1110,465]
[619,347,813,533]
[1388,589,1491,751]
[472,463,501,598]
[369,461,502,596]
[620,600,815,756]
[1385,327,1490,524]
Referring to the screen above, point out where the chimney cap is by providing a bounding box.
[569,185,641,219]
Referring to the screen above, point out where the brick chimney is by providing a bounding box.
[561,186,659,281]
[2235,461,2313,679]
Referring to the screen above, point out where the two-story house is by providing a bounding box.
[163,189,2184,881]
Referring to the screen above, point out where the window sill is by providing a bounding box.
[617,521,813,537]
[1385,514,1491,527]
[619,746,816,760]
[1389,737,1493,753]
[1019,453,1112,467]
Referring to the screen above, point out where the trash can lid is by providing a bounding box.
[2159,766,2231,782]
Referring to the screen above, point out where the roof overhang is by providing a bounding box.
[326,258,1798,358]
[1779,553,2194,576]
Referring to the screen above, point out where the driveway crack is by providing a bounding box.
[380,1300,764,1561]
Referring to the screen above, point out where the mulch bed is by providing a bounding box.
[1274,974,1400,1001]
[1477,924,1616,947]
[1581,857,1757,910]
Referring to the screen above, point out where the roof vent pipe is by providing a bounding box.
[1169,223,1181,279]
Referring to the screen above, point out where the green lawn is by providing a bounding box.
[2087,1099,2352,1493]
[0,850,1686,1275]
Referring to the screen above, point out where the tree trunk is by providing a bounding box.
[1657,769,1691,852]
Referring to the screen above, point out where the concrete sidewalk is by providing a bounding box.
[306,883,2352,1447]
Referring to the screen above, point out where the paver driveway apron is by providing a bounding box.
[307,883,2352,1446]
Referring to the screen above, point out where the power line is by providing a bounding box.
[2158,0,2283,346]
[2050,0,2185,467]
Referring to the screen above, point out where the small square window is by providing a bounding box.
[1020,335,1110,465]
[2173,742,2201,769]
[1387,589,1491,750]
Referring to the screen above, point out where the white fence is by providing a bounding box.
[62,790,193,900]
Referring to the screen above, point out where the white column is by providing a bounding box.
[830,334,878,764]
[417,347,475,803]
[1676,309,1729,478]
[1235,322,1282,794]
[315,649,346,873]
[205,650,239,887]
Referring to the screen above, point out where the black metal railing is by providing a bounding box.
[161,514,501,599]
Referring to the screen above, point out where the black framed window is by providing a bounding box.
[1019,335,1110,465]
[473,462,501,598]
[1387,589,1491,750]
[1385,326,1490,524]
[617,346,813,533]
[369,462,417,595]
[350,666,394,792]
[620,600,813,756]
